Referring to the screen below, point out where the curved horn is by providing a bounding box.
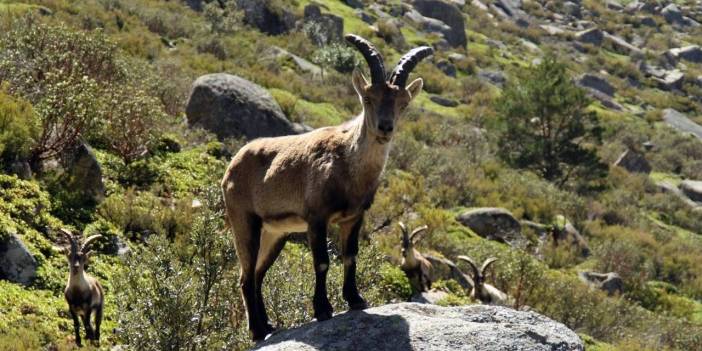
[398,221,409,247]
[60,228,78,255]
[81,235,103,253]
[457,255,480,280]
[388,46,434,88]
[481,257,498,276]
[410,225,428,243]
[345,34,386,85]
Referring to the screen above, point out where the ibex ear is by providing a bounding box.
[405,78,423,101]
[352,68,369,97]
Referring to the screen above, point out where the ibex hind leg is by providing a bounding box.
[230,213,268,341]
[254,229,287,334]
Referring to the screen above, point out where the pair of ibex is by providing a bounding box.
[398,222,510,305]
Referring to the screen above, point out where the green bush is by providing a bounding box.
[0,85,39,169]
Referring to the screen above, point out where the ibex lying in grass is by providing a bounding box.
[222,34,432,340]
[61,229,104,347]
[457,255,510,305]
[398,222,433,294]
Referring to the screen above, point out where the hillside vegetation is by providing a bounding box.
[1,0,702,350]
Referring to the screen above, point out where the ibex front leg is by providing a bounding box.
[340,215,367,310]
[307,218,333,321]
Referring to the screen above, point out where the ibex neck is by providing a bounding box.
[348,113,391,175]
[68,270,89,290]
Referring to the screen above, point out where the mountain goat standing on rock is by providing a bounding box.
[221,34,433,341]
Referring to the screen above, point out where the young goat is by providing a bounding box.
[61,229,104,347]
[222,34,432,340]
[457,255,510,305]
[398,222,433,295]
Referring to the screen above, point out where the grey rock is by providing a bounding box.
[662,108,702,140]
[680,180,702,202]
[264,46,322,76]
[604,32,643,56]
[448,52,467,62]
[613,149,651,174]
[186,73,297,140]
[576,74,615,97]
[563,1,582,18]
[355,10,375,24]
[429,95,459,107]
[638,16,657,27]
[666,45,702,63]
[236,0,296,35]
[553,217,591,257]
[579,272,624,296]
[61,142,105,204]
[254,303,584,351]
[658,181,701,208]
[478,70,506,87]
[456,208,524,247]
[540,24,567,35]
[575,27,604,45]
[662,4,683,25]
[9,161,31,180]
[413,0,467,48]
[303,4,344,46]
[655,69,685,91]
[376,18,406,49]
[436,60,457,77]
[471,0,489,11]
[0,234,38,286]
[625,1,656,14]
[342,0,364,9]
[606,0,623,11]
[404,9,452,37]
[410,290,450,304]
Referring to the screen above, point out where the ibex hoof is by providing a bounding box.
[314,310,333,322]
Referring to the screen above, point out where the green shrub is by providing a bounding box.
[0,85,39,168]
[313,43,359,74]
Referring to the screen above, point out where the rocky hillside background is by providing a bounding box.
[1,0,702,350]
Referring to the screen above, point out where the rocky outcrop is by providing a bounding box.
[254,303,584,351]
[613,149,651,174]
[456,208,524,247]
[478,70,506,87]
[236,0,296,35]
[662,108,702,140]
[578,272,624,296]
[0,234,38,286]
[60,142,105,204]
[576,74,615,97]
[303,4,344,46]
[576,74,623,111]
[263,46,322,77]
[575,28,604,45]
[666,45,702,64]
[186,73,297,140]
[412,0,467,48]
[680,180,702,203]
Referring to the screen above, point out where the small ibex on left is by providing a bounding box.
[61,229,104,347]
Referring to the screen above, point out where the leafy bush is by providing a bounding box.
[313,43,359,74]
[114,187,246,350]
[0,85,38,168]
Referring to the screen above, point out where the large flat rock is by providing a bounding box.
[254,303,583,351]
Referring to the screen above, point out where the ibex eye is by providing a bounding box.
[363,97,371,104]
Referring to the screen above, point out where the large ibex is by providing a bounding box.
[221,34,432,340]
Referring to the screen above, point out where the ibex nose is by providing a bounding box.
[378,120,394,134]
